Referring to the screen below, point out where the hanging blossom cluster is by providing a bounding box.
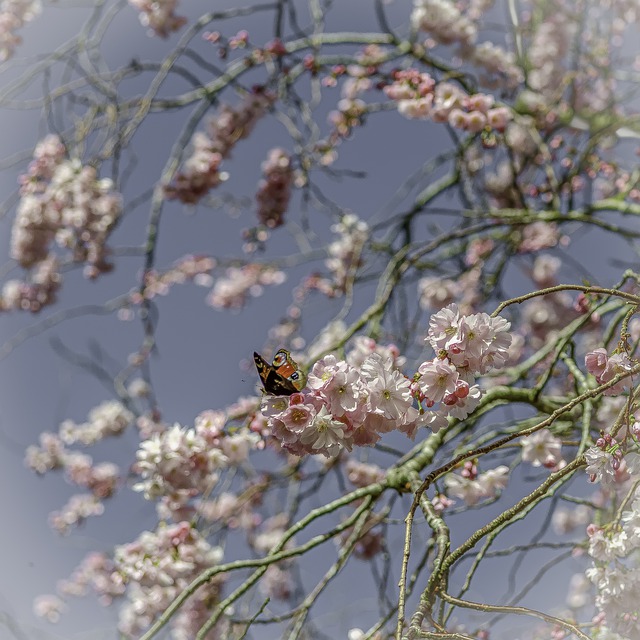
[410,0,477,46]
[6,134,122,311]
[384,70,512,133]
[114,523,226,638]
[124,256,287,312]
[417,269,481,315]
[526,12,575,97]
[585,348,634,397]
[255,148,294,229]
[520,428,564,469]
[410,0,522,89]
[585,474,640,638]
[37,529,228,639]
[25,401,134,474]
[1,254,61,312]
[581,344,640,636]
[261,304,512,458]
[443,460,509,506]
[465,40,523,89]
[128,0,186,38]
[206,263,286,310]
[133,417,261,520]
[24,401,133,534]
[55,522,227,639]
[131,254,216,302]
[165,91,275,204]
[0,0,41,61]
[307,214,369,297]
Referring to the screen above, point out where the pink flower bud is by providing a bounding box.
[265,38,287,56]
[455,380,469,399]
[442,393,456,405]
[585,348,608,378]
[574,293,590,314]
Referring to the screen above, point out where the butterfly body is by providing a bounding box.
[254,349,305,396]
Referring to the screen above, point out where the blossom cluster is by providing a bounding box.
[24,402,132,534]
[133,254,216,302]
[466,40,523,89]
[1,254,61,312]
[255,147,293,229]
[586,481,640,638]
[115,523,225,638]
[384,70,512,133]
[318,48,387,161]
[520,428,564,469]
[527,13,575,96]
[128,0,186,38]
[8,134,122,309]
[410,0,477,46]
[25,401,134,475]
[166,91,275,204]
[410,0,522,88]
[504,254,586,354]
[58,400,135,446]
[261,304,512,458]
[0,0,40,61]
[585,348,634,397]
[324,214,369,295]
[133,419,260,519]
[206,263,286,310]
[444,460,509,506]
[417,269,481,315]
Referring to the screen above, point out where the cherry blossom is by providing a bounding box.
[521,429,563,468]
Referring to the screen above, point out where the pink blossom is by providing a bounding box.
[418,357,459,403]
[323,366,363,416]
[599,352,633,396]
[278,402,317,433]
[362,354,413,420]
[585,446,618,485]
[206,265,285,310]
[585,348,609,378]
[521,429,563,468]
[298,406,350,457]
[308,354,344,390]
[428,304,461,351]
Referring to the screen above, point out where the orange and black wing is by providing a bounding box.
[254,352,298,396]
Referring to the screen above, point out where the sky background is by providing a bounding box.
[0,1,636,638]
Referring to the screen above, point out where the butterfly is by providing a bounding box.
[254,348,306,396]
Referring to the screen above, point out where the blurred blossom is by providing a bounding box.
[521,429,563,468]
[128,0,186,37]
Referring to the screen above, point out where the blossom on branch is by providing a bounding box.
[261,304,512,457]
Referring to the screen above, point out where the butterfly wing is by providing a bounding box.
[254,351,298,396]
[272,349,306,391]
